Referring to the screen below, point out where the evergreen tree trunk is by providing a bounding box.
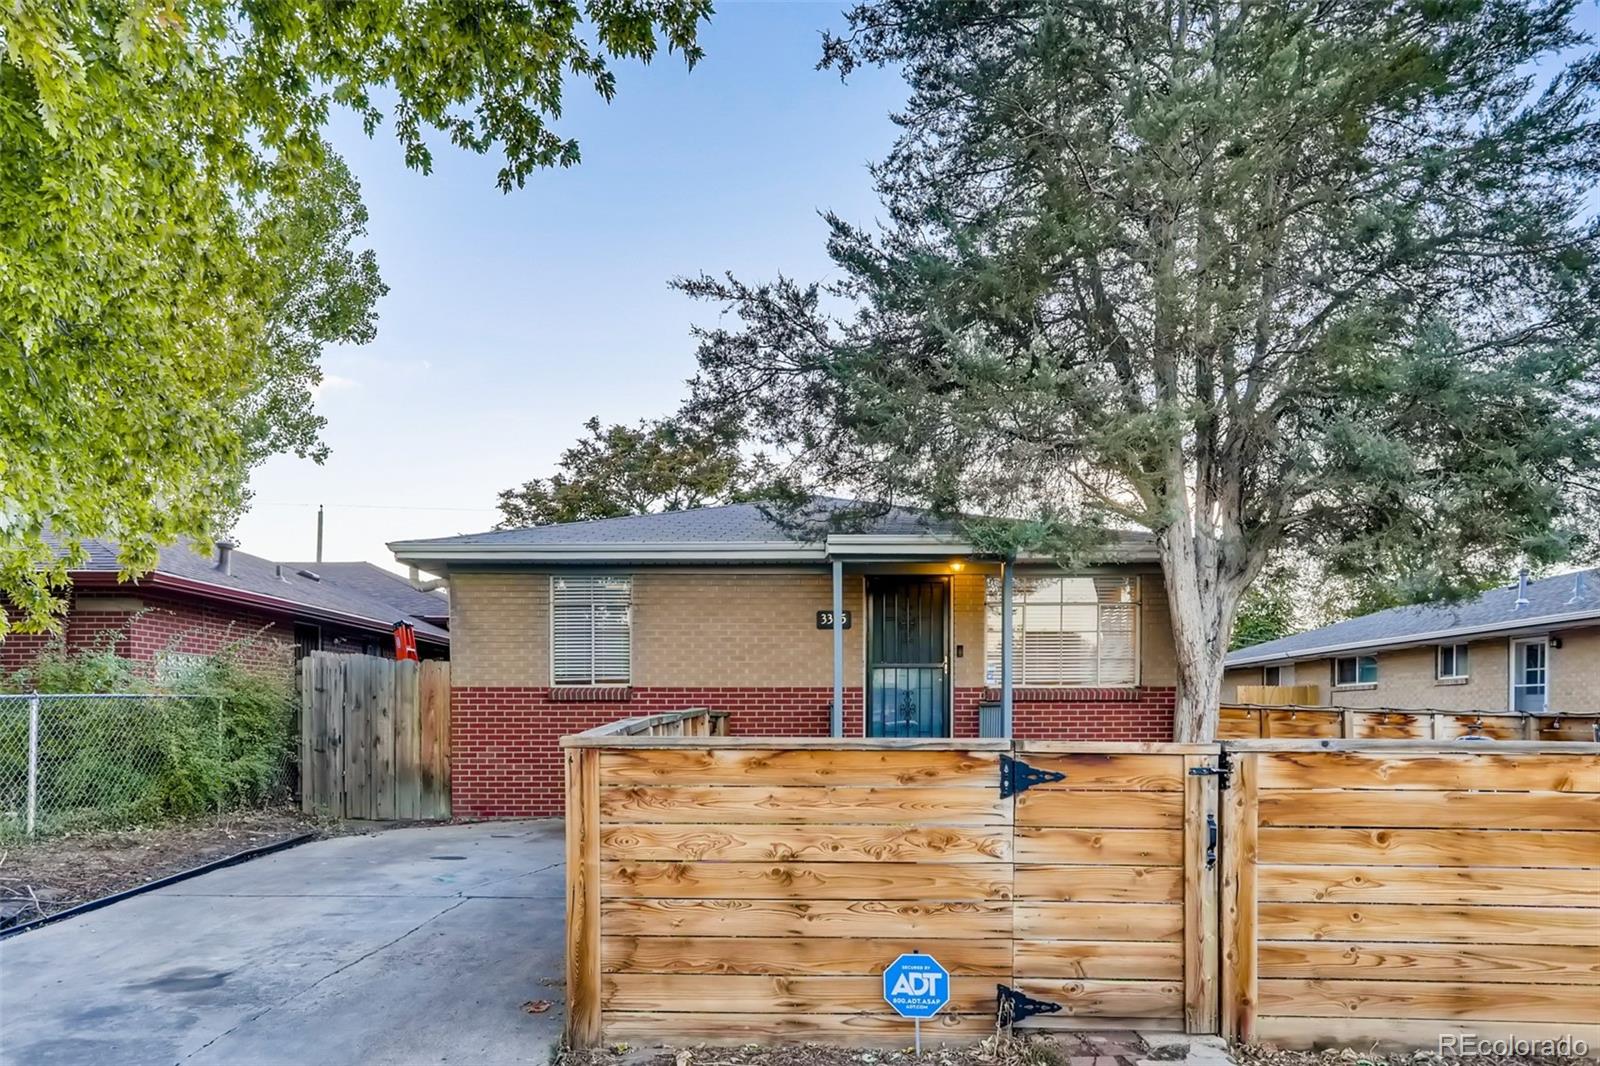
[1157,493,1251,742]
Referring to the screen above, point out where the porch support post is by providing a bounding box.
[1000,558,1015,737]
[831,557,844,737]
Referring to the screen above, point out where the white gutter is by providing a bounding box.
[1227,607,1600,667]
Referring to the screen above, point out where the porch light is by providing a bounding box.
[950,561,965,572]
[1120,579,1133,603]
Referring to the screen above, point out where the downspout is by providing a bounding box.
[831,557,844,738]
[1001,557,1015,737]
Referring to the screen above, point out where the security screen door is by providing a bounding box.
[866,576,950,738]
[1512,638,1549,712]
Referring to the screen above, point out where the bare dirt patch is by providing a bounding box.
[1235,1043,1596,1066]
[564,1031,1159,1066]
[0,805,389,928]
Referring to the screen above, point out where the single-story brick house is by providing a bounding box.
[2,538,449,681]
[1223,568,1600,713]
[390,501,1180,817]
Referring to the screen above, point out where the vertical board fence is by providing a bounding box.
[568,722,1600,1049]
[300,652,451,820]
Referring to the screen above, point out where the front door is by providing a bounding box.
[1511,638,1549,712]
[866,576,950,737]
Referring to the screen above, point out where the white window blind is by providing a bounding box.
[984,576,1140,687]
[551,575,632,685]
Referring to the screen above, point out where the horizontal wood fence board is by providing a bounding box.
[1257,901,1600,945]
[565,734,1015,750]
[1015,902,1185,942]
[1016,790,1184,829]
[600,861,1014,900]
[598,748,1001,787]
[1263,711,1343,738]
[1250,1017,1600,1053]
[1257,941,1600,985]
[1257,826,1600,868]
[1256,751,1600,792]
[1013,940,1185,980]
[601,973,997,1014]
[1007,753,1185,790]
[1014,828,1184,866]
[1256,977,1598,1023]
[1014,742,1220,755]
[598,785,1009,825]
[600,898,1015,939]
[601,935,1012,976]
[599,824,1012,863]
[1435,716,1527,740]
[601,1011,997,1043]
[1015,865,1183,903]
[1227,739,1600,753]
[1256,789,1600,830]
[1256,864,1600,906]
[1012,978,1183,1019]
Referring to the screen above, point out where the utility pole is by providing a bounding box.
[316,504,324,563]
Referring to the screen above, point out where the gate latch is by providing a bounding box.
[1187,752,1233,790]
[1000,755,1066,798]
[997,984,1062,1024]
[1205,812,1218,869]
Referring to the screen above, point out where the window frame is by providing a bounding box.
[983,575,1142,688]
[1263,665,1283,687]
[549,573,634,687]
[1334,654,1379,687]
[1436,642,1470,681]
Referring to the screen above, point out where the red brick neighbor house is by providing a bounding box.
[2,538,449,680]
[390,501,1180,817]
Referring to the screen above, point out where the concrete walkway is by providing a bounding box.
[0,820,565,1066]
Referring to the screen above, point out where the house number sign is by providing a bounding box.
[815,610,852,629]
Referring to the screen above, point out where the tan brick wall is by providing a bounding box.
[1314,639,1509,711]
[1549,625,1600,713]
[634,570,865,687]
[450,571,550,687]
[450,565,1174,690]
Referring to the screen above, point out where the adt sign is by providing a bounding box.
[882,953,950,1019]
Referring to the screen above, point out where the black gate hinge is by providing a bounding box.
[1187,750,1233,789]
[997,983,1062,1024]
[1000,754,1066,798]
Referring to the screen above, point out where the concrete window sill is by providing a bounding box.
[1434,677,1469,686]
[1331,683,1378,692]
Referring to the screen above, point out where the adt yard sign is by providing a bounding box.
[883,953,949,1051]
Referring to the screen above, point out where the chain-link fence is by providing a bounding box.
[0,693,223,840]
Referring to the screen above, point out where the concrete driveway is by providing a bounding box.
[0,820,565,1066]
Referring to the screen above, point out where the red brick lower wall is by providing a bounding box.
[451,684,1178,817]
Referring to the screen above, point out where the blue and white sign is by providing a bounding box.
[882,953,950,1019]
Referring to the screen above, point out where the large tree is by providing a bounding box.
[680,0,1600,739]
[497,414,768,527]
[0,0,709,633]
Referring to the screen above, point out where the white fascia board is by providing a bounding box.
[824,534,973,558]
[1226,608,1600,667]
[388,540,827,566]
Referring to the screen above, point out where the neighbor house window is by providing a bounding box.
[984,576,1139,687]
[551,575,632,685]
[1263,665,1283,687]
[1437,643,1469,680]
[1334,655,1378,686]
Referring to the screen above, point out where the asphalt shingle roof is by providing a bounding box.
[396,499,961,548]
[1227,567,1600,665]
[55,536,449,642]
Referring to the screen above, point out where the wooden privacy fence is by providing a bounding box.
[1221,703,1600,742]
[565,725,1600,1049]
[300,652,451,819]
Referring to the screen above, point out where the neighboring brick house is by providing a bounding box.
[1223,568,1600,713]
[391,501,1179,817]
[2,538,449,681]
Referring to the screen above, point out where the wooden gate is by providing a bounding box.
[300,652,452,819]
[1008,741,1219,1034]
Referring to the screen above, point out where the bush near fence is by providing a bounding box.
[0,643,295,838]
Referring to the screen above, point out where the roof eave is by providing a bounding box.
[1226,607,1600,667]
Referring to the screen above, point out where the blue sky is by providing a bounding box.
[233,3,908,568]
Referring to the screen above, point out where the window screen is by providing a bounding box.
[984,576,1140,687]
[552,575,632,685]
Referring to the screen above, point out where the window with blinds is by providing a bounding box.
[551,575,633,685]
[984,576,1140,687]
